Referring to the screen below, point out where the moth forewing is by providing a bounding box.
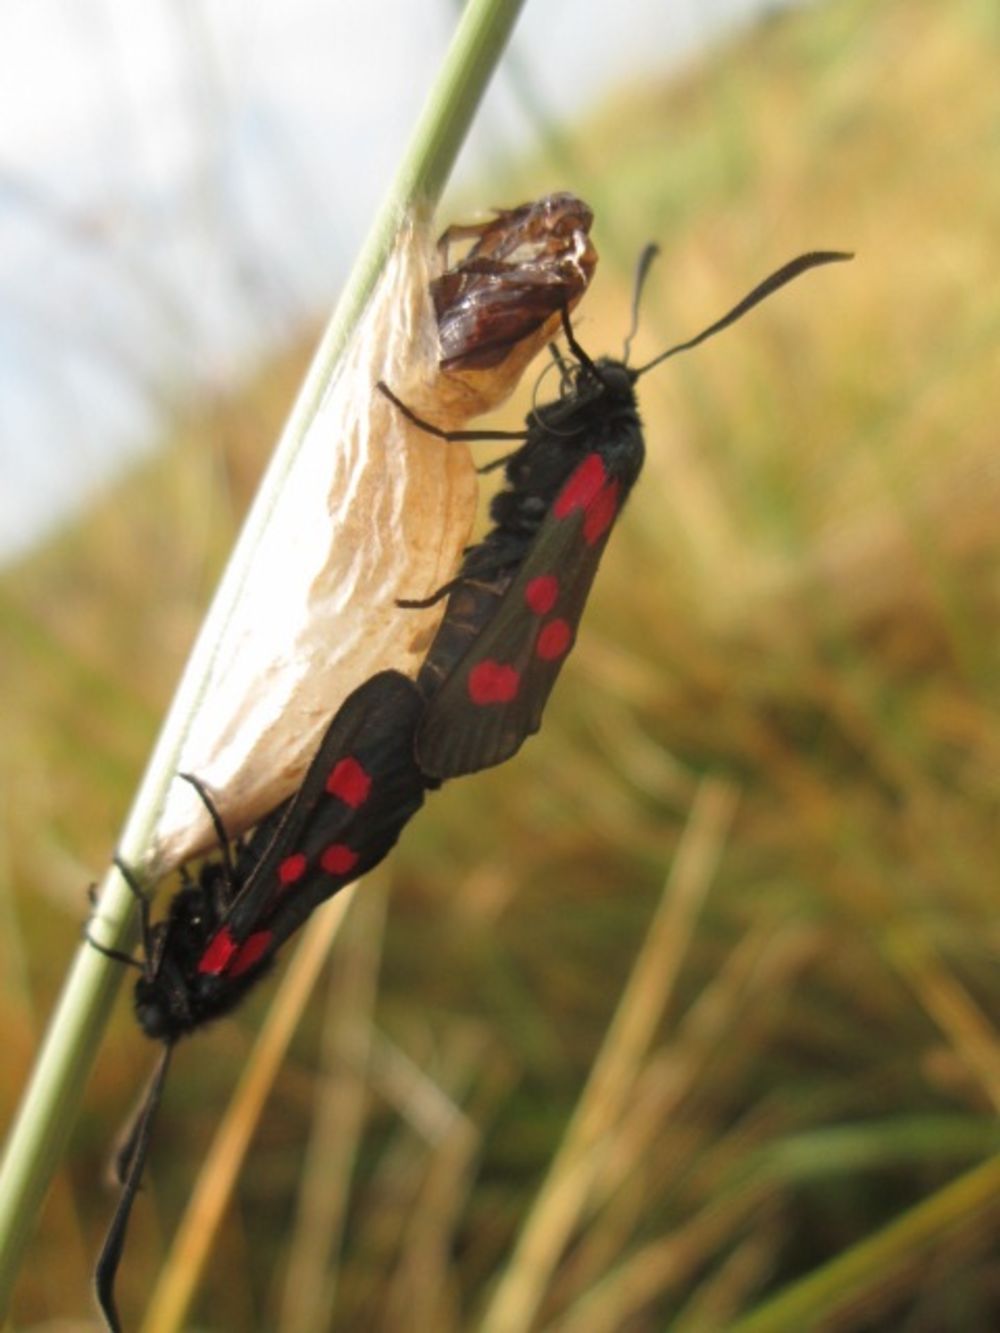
[399,250,851,779]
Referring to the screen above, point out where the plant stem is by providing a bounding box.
[0,0,528,1314]
[724,1153,1000,1333]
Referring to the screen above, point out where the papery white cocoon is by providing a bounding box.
[151,198,596,871]
[152,216,477,868]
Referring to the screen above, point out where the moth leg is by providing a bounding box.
[376,381,527,443]
[396,575,465,611]
[85,930,143,971]
[85,855,151,969]
[113,855,156,958]
[477,450,520,475]
[113,855,147,902]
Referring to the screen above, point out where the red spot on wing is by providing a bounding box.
[198,927,238,976]
[279,853,307,886]
[326,756,371,808]
[525,575,559,615]
[468,660,521,705]
[553,454,607,518]
[229,930,273,978]
[536,618,573,661]
[583,478,620,545]
[320,843,359,876]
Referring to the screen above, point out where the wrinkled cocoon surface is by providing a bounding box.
[154,216,525,869]
[154,222,474,863]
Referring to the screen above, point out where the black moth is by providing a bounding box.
[94,669,427,1333]
[379,247,852,779]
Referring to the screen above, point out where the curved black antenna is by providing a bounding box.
[546,339,572,389]
[518,313,605,441]
[621,243,661,364]
[529,351,569,421]
[557,305,601,379]
[95,1043,174,1333]
[633,250,853,378]
[178,771,237,889]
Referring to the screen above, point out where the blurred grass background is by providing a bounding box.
[2,0,999,1328]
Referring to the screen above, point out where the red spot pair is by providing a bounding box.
[277,840,359,887]
[525,576,574,661]
[466,606,574,708]
[265,749,367,899]
[199,837,361,981]
[468,660,520,705]
[524,574,573,659]
[553,452,620,545]
[198,926,272,979]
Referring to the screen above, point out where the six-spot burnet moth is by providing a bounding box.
[93,669,427,1333]
[379,247,852,780]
